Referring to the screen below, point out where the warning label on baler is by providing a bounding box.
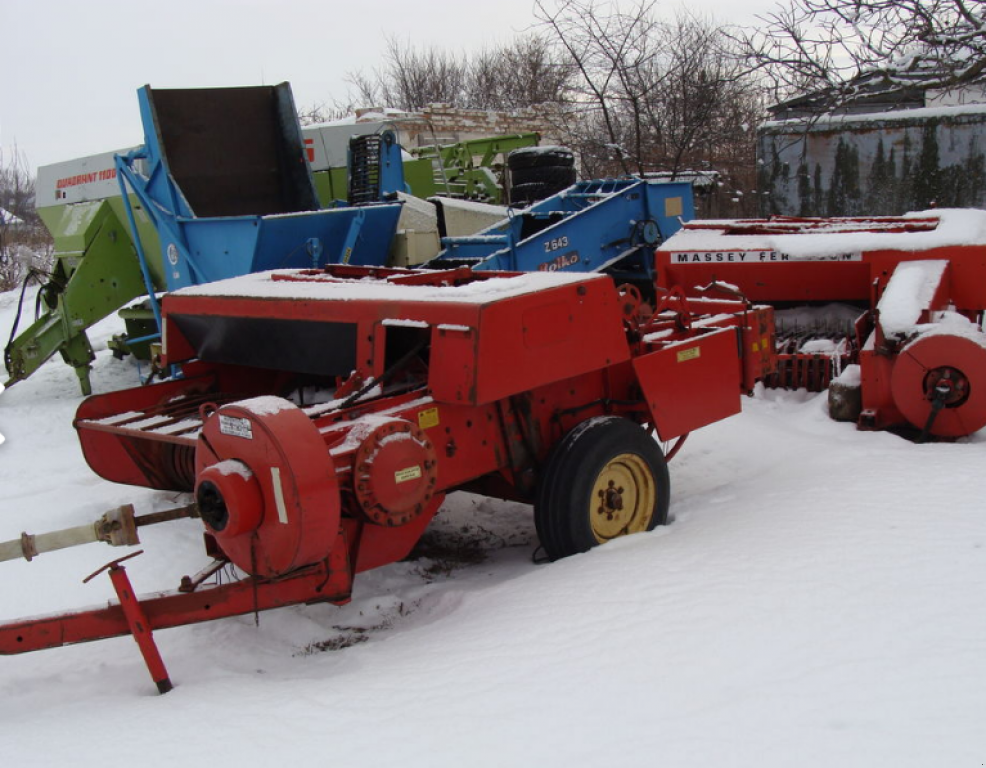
[219,415,253,440]
[676,347,701,363]
[395,466,423,484]
[418,407,440,430]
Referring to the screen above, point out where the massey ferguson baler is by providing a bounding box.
[655,211,986,440]
[0,264,774,692]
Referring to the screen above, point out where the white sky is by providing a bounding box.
[0,0,776,171]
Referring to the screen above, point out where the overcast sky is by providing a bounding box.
[1,0,776,171]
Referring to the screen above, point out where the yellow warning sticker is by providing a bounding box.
[418,407,440,430]
[676,347,701,363]
[752,341,760,352]
[395,466,423,484]
[665,196,684,218]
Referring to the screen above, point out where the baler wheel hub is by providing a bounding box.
[590,453,654,542]
[599,482,625,517]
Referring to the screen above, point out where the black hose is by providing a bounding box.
[2,268,48,381]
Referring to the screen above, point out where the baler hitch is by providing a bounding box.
[0,503,199,563]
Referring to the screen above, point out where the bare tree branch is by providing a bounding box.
[733,0,986,112]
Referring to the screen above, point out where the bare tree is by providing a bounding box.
[343,35,572,113]
[651,14,763,173]
[353,37,471,111]
[297,100,359,126]
[0,147,52,292]
[535,0,662,174]
[332,4,762,215]
[735,0,986,111]
[466,36,575,109]
[535,0,762,196]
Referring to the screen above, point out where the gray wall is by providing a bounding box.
[757,107,986,216]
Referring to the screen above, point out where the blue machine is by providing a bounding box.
[115,84,403,325]
[431,178,694,280]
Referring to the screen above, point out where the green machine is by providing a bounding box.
[4,148,163,395]
[410,133,540,202]
[310,129,540,205]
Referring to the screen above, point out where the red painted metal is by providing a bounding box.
[633,326,742,440]
[657,213,986,314]
[890,334,986,438]
[195,398,340,578]
[0,546,352,653]
[2,265,773,689]
[656,215,986,437]
[11,216,985,691]
[102,558,173,694]
[350,418,439,527]
[681,215,942,235]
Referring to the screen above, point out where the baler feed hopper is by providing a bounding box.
[0,265,775,692]
[656,211,986,439]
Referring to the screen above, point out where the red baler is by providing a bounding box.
[0,265,774,691]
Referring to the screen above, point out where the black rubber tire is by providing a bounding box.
[507,147,576,171]
[509,165,578,188]
[535,416,670,561]
[509,181,555,206]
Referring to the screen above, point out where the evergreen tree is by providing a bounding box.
[898,134,914,212]
[797,160,812,215]
[886,146,899,213]
[912,122,941,209]
[814,163,823,214]
[827,138,861,215]
[866,138,891,214]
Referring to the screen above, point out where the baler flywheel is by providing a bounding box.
[890,332,986,438]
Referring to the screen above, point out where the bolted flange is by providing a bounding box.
[351,418,438,527]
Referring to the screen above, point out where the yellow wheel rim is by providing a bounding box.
[589,452,656,543]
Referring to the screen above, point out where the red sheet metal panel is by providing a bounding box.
[430,277,630,405]
[657,219,986,313]
[633,327,742,440]
[657,257,872,303]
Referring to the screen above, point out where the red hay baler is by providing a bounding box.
[0,265,774,692]
[656,211,986,439]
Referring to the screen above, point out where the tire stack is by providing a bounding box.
[507,146,577,207]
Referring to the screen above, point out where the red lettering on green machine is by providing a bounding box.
[56,168,116,189]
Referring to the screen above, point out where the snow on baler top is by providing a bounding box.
[656,210,986,306]
[656,210,986,438]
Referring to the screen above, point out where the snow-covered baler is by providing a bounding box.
[656,212,986,439]
[0,264,774,691]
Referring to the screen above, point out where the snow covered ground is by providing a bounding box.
[1,285,984,767]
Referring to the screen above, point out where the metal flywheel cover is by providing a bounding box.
[891,332,986,438]
[352,418,438,527]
